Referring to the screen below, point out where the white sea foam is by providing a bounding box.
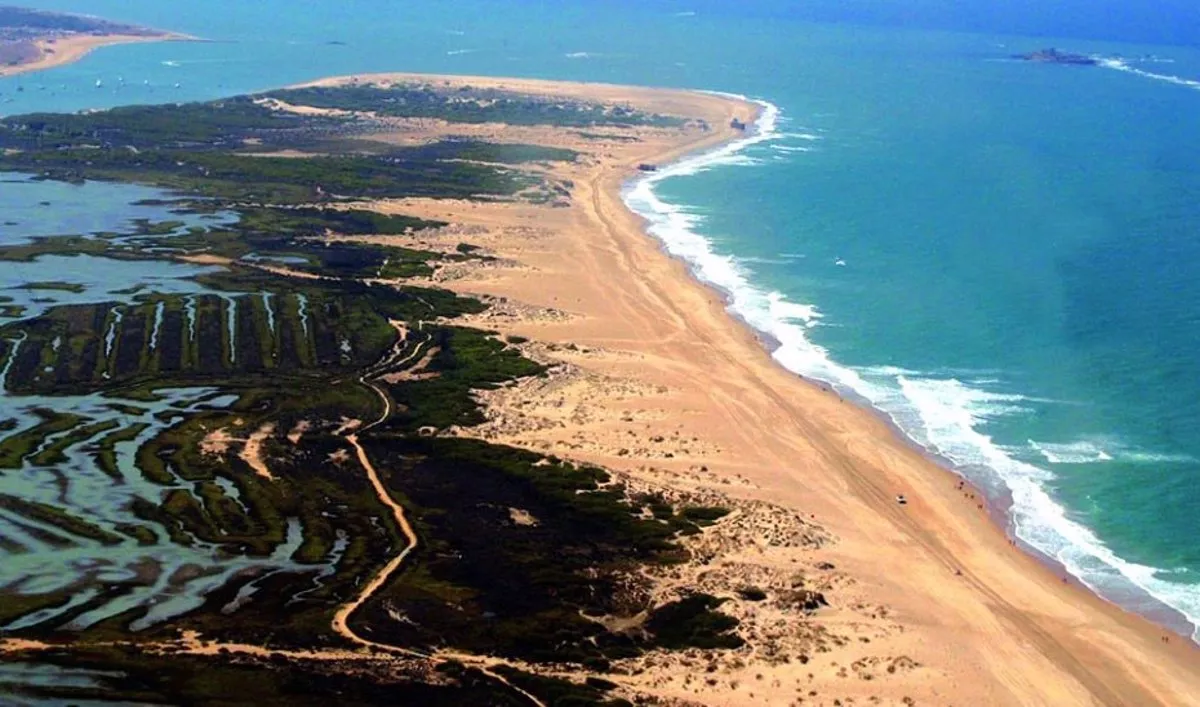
[621,93,1200,641]
[1030,439,1193,465]
[768,292,822,328]
[891,375,1200,639]
[446,49,477,56]
[858,364,923,377]
[1097,58,1200,92]
[565,52,599,59]
[1032,439,1113,465]
[1124,451,1197,464]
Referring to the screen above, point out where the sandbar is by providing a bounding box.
[0,32,186,79]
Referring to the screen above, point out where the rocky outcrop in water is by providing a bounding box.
[1015,48,1098,66]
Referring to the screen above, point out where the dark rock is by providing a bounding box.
[737,586,768,602]
[781,589,828,613]
[1015,47,1098,66]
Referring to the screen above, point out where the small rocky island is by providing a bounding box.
[1015,47,1098,66]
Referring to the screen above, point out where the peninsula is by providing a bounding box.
[0,5,181,78]
[0,71,1197,707]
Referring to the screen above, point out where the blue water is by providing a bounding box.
[4,0,1200,638]
[0,173,230,244]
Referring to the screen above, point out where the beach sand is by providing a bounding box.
[305,72,1200,706]
[0,33,183,79]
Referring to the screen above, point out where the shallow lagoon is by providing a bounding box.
[0,175,326,632]
[0,174,233,319]
[0,173,221,245]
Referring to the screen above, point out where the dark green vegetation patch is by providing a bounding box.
[267,83,686,128]
[0,644,554,707]
[0,147,536,204]
[0,97,347,151]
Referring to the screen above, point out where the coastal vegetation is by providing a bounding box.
[266,83,687,128]
[0,6,160,38]
[0,79,745,705]
[0,147,538,203]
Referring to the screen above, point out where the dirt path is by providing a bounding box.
[329,432,419,653]
[327,324,546,706]
[327,319,418,652]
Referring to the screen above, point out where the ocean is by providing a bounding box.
[3,0,1200,639]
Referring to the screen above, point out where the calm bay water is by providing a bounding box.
[3,0,1200,638]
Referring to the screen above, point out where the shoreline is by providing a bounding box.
[617,83,1200,643]
[615,103,1200,643]
[0,32,189,79]
[349,72,1200,703]
[620,85,1200,676]
[1,67,1196,702]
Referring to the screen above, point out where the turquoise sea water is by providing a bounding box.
[3,1,1200,638]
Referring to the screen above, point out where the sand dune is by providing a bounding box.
[329,72,1200,706]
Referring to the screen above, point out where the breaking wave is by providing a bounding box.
[622,92,1200,641]
[1097,58,1200,92]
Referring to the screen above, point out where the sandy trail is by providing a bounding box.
[0,319,544,705]
[327,316,416,652]
[133,240,541,697]
[332,333,546,705]
[328,431,422,657]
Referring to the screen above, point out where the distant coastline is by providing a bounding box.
[0,5,188,79]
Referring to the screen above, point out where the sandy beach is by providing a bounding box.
[302,72,1200,705]
[0,33,181,79]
